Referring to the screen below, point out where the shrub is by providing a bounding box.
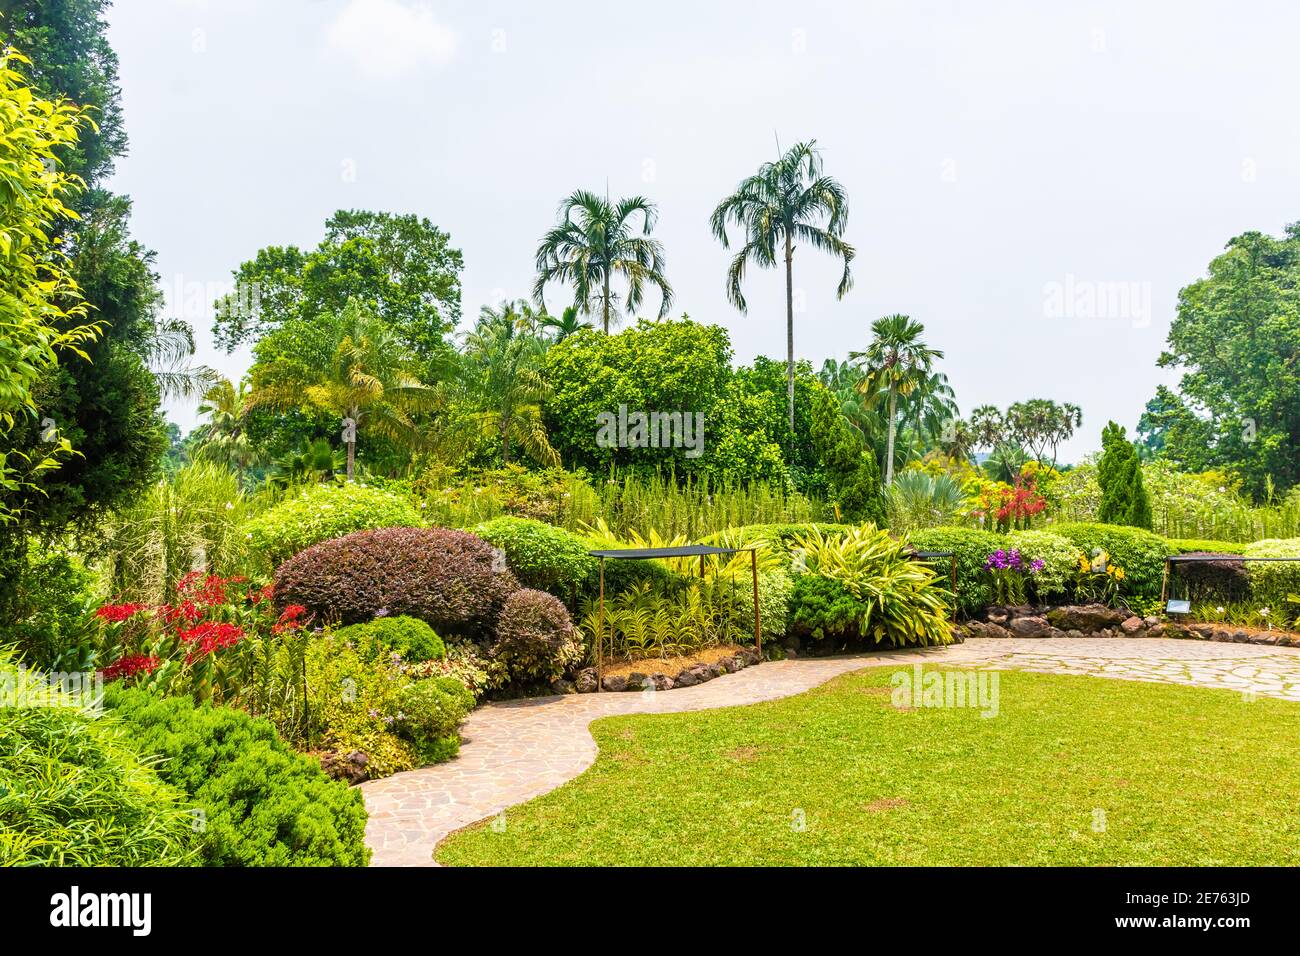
[304,635,472,779]
[1243,538,1300,611]
[4,546,100,672]
[1004,530,1077,600]
[1052,523,1168,597]
[335,615,446,663]
[244,482,423,570]
[0,655,197,866]
[274,527,519,636]
[908,527,1001,616]
[1165,538,1247,555]
[732,568,792,640]
[1097,422,1153,529]
[472,516,596,602]
[787,526,952,646]
[104,685,369,866]
[732,522,856,556]
[489,588,583,687]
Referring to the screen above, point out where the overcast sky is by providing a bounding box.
[104,0,1300,462]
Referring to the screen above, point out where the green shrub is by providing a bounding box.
[907,527,1001,616]
[472,516,597,602]
[0,656,197,866]
[786,526,952,646]
[1052,522,1168,597]
[335,615,446,663]
[305,635,472,779]
[244,482,422,569]
[1165,538,1247,555]
[731,522,856,556]
[3,546,101,672]
[1243,538,1300,611]
[730,568,792,640]
[274,527,519,636]
[489,588,583,687]
[104,685,370,867]
[1004,530,1078,600]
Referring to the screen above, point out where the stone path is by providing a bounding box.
[361,637,1300,866]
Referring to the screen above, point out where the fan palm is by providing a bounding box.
[247,301,436,480]
[711,140,854,431]
[850,314,944,485]
[534,190,673,333]
[457,300,560,466]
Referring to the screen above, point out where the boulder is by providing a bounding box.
[1045,604,1125,631]
[575,669,599,693]
[674,669,699,687]
[1120,616,1143,635]
[1009,615,1052,637]
[550,678,576,695]
[981,621,1012,639]
[602,674,628,692]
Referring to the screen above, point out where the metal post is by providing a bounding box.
[950,554,958,623]
[1159,557,1169,607]
[597,557,605,692]
[751,548,761,657]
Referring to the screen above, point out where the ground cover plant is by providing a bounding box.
[437,667,1300,866]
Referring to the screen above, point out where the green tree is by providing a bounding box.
[850,315,942,485]
[710,140,854,431]
[191,376,259,476]
[455,301,559,467]
[1155,224,1300,497]
[213,210,464,369]
[1097,421,1152,529]
[1005,399,1082,472]
[533,190,672,334]
[537,305,590,343]
[248,301,436,480]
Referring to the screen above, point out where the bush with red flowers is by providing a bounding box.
[272,526,519,636]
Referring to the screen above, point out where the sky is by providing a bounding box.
[103,0,1300,463]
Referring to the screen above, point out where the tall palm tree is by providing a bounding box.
[248,300,436,480]
[534,190,673,333]
[850,314,944,485]
[711,140,854,431]
[457,300,560,466]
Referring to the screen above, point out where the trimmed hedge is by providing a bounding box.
[104,685,369,867]
[472,516,596,602]
[1051,522,1168,598]
[335,615,447,663]
[274,527,519,636]
[1165,538,1248,555]
[907,527,1001,616]
[1242,538,1300,610]
[244,482,423,570]
[488,588,583,687]
[1004,530,1078,600]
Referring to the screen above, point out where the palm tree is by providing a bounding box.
[850,314,944,485]
[247,300,436,480]
[192,376,258,474]
[534,190,673,333]
[896,370,960,453]
[537,305,591,343]
[711,140,854,431]
[457,300,560,466]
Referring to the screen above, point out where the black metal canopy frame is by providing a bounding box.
[588,545,760,692]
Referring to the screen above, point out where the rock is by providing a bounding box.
[1045,627,1068,639]
[1120,616,1143,635]
[1232,630,1250,643]
[647,674,673,691]
[575,669,599,693]
[320,750,370,785]
[731,655,748,671]
[1045,604,1125,631]
[674,669,699,687]
[986,611,1009,626]
[981,622,1012,639]
[716,659,732,674]
[627,671,648,687]
[739,648,760,665]
[602,674,628,692]
[1009,615,1051,637]
[1146,623,1166,638]
[1142,616,1160,628]
[1193,623,1215,638]
[550,678,576,695]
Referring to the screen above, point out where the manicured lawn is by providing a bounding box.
[436,668,1300,866]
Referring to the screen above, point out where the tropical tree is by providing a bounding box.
[247,301,436,479]
[191,377,258,474]
[455,301,560,466]
[537,305,590,343]
[533,190,673,334]
[711,140,854,431]
[850,315,943,484]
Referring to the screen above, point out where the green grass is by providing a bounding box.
[436,668,1300,866]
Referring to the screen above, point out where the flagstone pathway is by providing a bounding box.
[360,636,1300,866]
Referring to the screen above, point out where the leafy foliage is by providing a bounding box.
[488,588,583,687]
[334,615,447,664]
[1051,522,1168,598]
[1241,538,1300,611]
[104,685,370,866]
[906,527,1001,616]
[1097,421,1152,529]
[471,516,596,602]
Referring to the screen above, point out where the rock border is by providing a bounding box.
[563,647,763,693]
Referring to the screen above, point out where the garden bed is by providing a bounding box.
[960,602,1300,647]
[569,645,762,693]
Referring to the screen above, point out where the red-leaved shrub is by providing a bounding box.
[488,588,583,687]
[273,527,519,636]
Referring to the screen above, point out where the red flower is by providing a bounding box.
[95,602,149,623]
[272,604,308,634]
[102,654,161,680]
[176,621,246,661]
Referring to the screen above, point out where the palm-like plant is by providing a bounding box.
[537,305,591,343]
[711,141,854,431]
[457,300,560,467]
[248,301,435,479]
[850,314,944,485]
[534,190,673,333]
[192,376,258,474]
